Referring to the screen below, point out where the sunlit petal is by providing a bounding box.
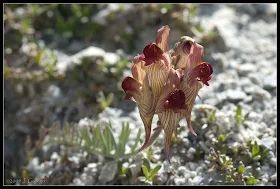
[137,74,154,151]
[131,55,147,84]
[180,80,202,136]
[155,68,181,113]
[156,25,170,53]
[172,36,204,70]
[121,76,142,102]
[145,61,170,110]
[141,43,169,67]
[188,62,213,86]
[158,110,184,162]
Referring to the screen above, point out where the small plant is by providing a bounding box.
[146,147,154,161]
[235,104,249,125]
[207,109,216,122]
[136,158,162,185]
[141,163,162,182]
[44,121,142,160]
[213,126,232,154]
[117,161,130,185]
[208,148,259,185]
[247,140,269,161]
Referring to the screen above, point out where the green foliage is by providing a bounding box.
[97,91,114,111]
[43,121,142,160]
[146,147,154,161]
[208,148,259,185]
[247,174,259,185]
[141,164,162,181]
[115,58,130,76]
[159,4,174,11]
[247,140,269,162]
[4,42,61,82]
[213,126,231,155]
[252,141,260,160]
[140,157,162,184]
[235,104,250,125]
[119,162,129,176]
[218,134,226,144]
[207,109,216,122]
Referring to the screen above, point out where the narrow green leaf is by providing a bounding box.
[131,128,141,153]
[90,126,98,147]
[106,123,118,153]
[81,128,91,147]
[253,179,259,185]
[106,124,114,155]
[218,134,226,143]
[247,175,258,185]
[252,141,260,157]
[208,109,216,121]
[147,147,153,158]
[142,158,151,172]
[247,177,253,185]
[95,126,103,152]
[119,122,126,157]
[104,127,111,155]
[119,121,125,142]
[148,165,161,179]
[238,164,245,174]
[236,105,242,117]
[99,126,108,155]
[253,155,261,161]
[244,112,250,120]
[261,148,269,159]
[141,165,150,179]
[124,122,131,142]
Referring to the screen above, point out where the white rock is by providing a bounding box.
[270,158,276,167]
[98,161,118,184]
[192,176,203,185]
[174,177,187,185]
[270,173,277,181]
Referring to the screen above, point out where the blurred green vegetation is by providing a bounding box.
[4,3,219,121]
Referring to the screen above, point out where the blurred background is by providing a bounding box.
[4,4,276,185]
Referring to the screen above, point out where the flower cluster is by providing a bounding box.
[122,25,213,162]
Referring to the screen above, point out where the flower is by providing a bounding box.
[122,25,213,162]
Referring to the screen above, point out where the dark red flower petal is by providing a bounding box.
[188,62,213,86]
[156,25,170,53]
[182,40,192,55]
[163,89,188,111]
[141,43,164,66]
[121,76,141,101]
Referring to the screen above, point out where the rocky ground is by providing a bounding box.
[4,4,276,185]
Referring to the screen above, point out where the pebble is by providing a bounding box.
[270,158,276,167]
[263,71,277,90]
[98,161,118,184]
[192,176,203,185]
[174,177,187,185]
[270,173,277,181]
[177,166,187,176]
[129,163,141,178]
[226,89,247,102]
[237,63,256,76]
[261,137,275,150]
[186,147,196,160]
[190,171,197,178]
